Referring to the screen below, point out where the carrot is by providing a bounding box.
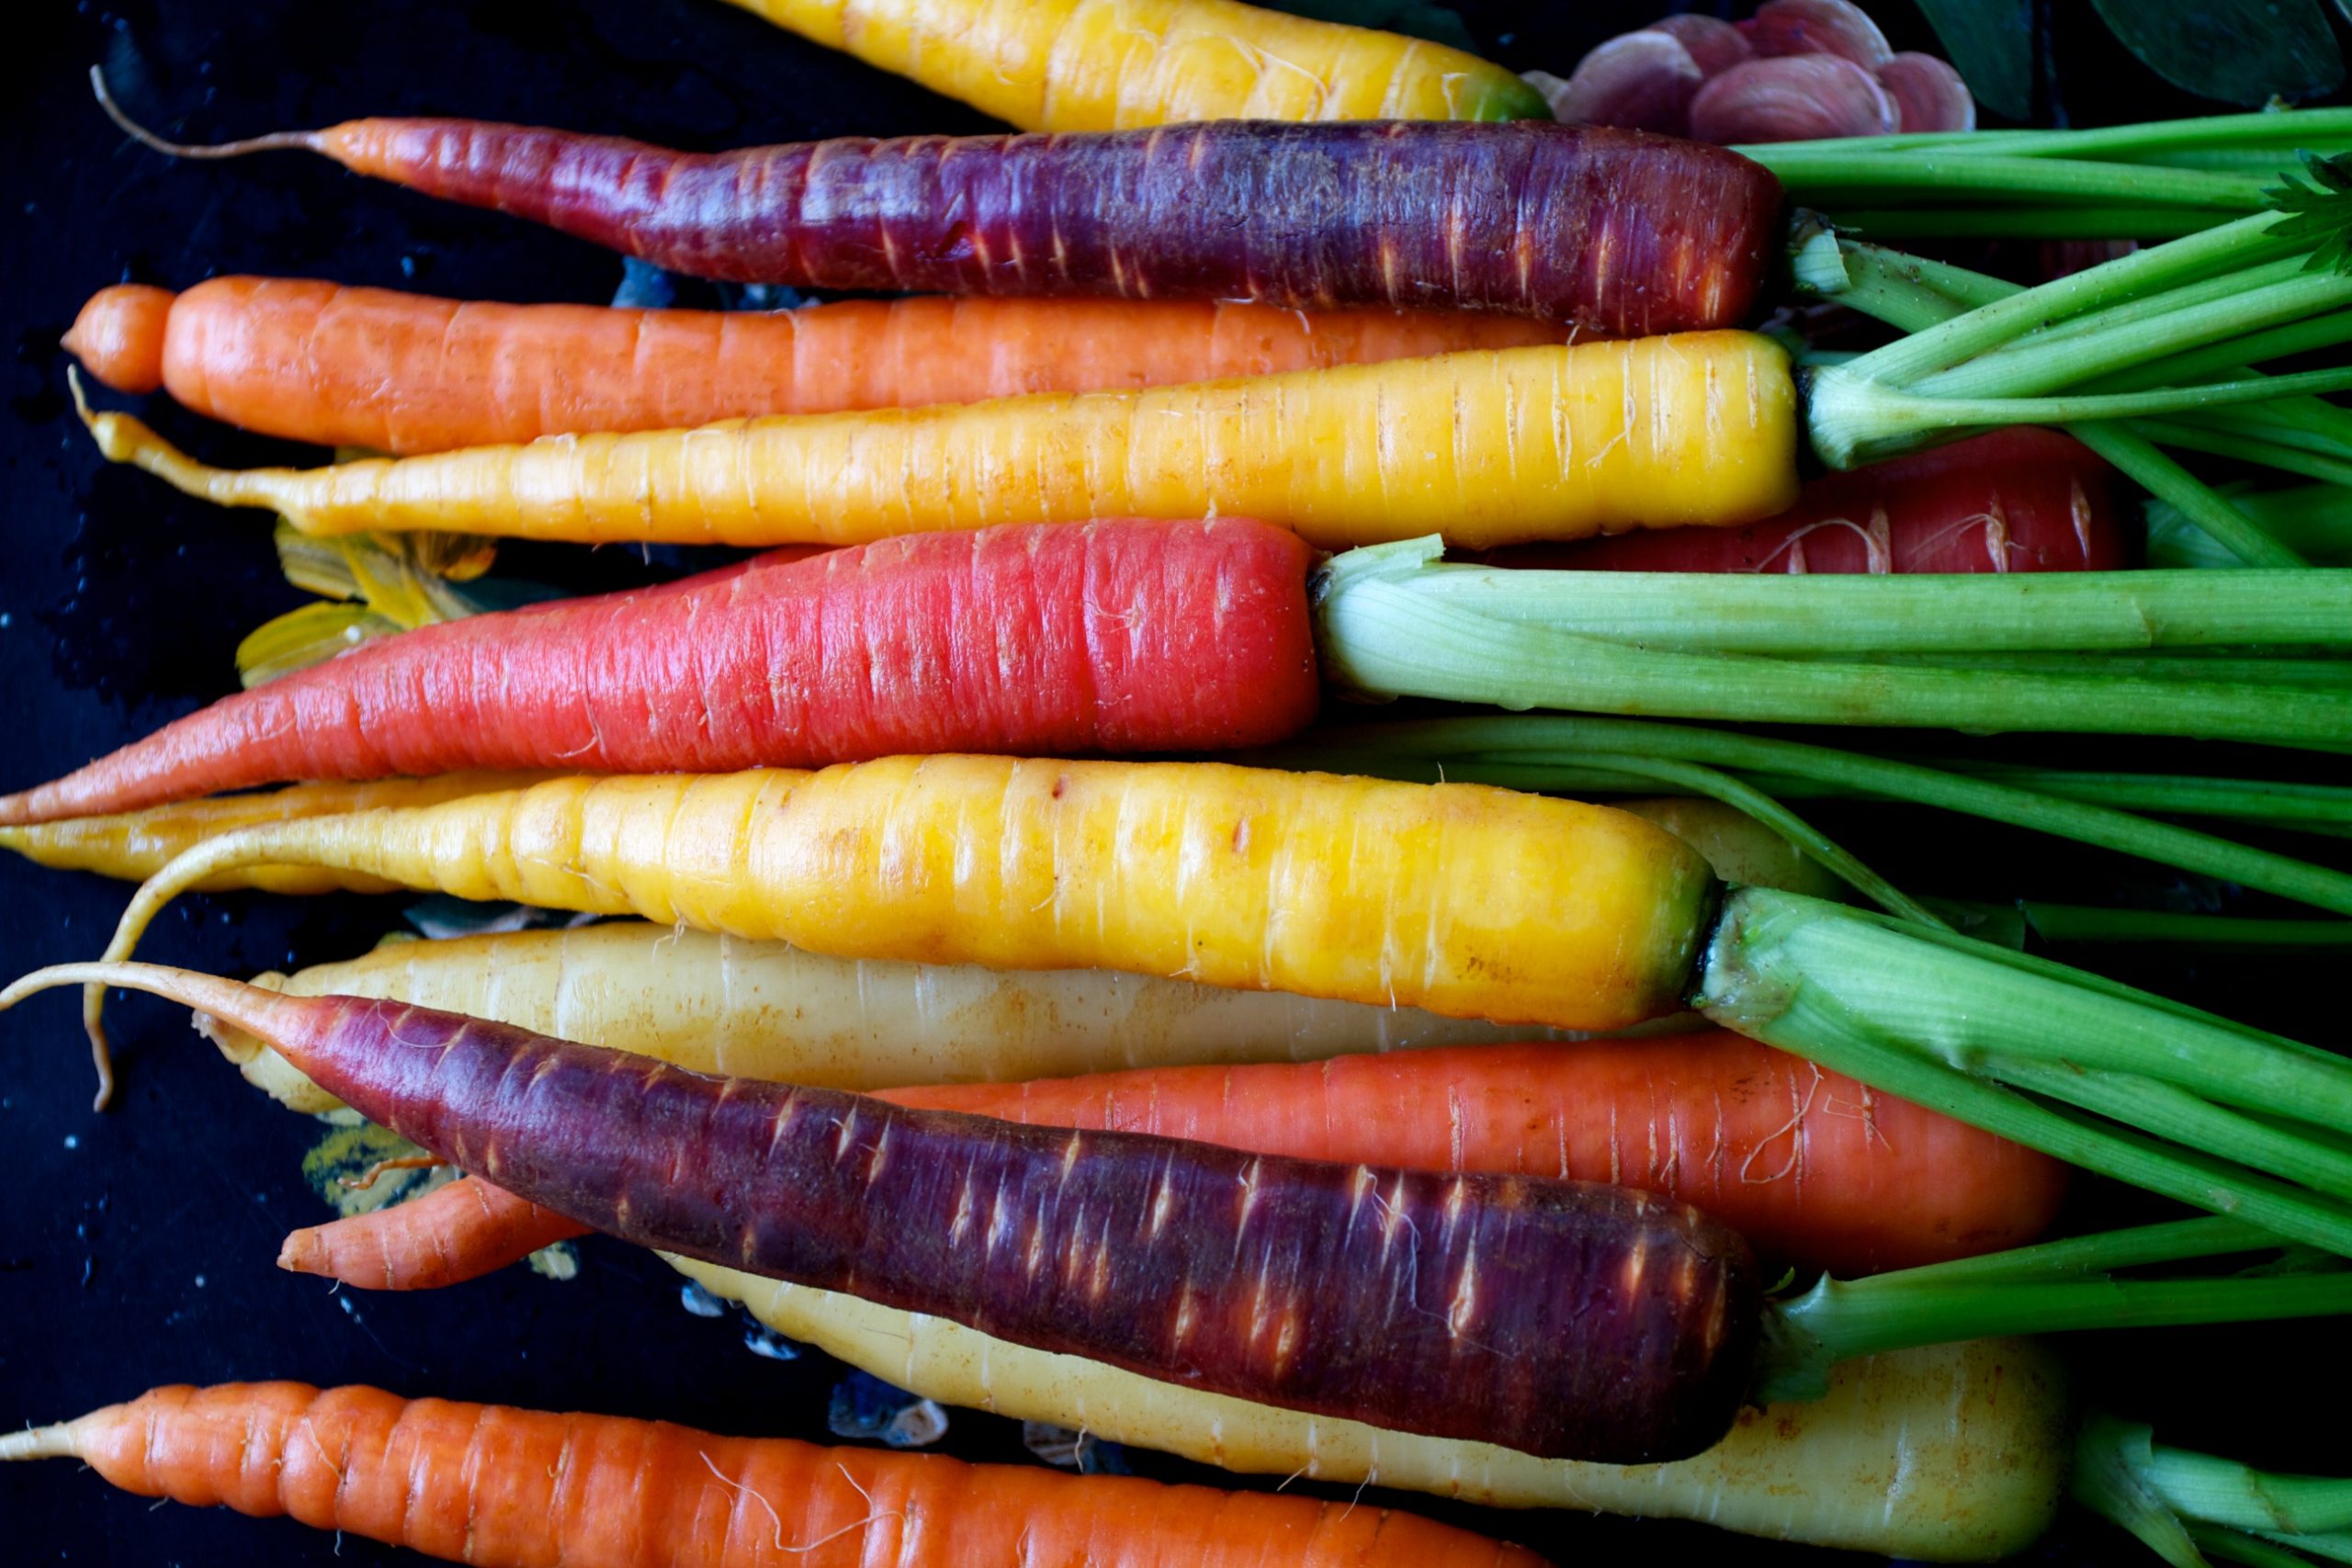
[0,519,1319,826]
[718,0,1550,130]
[205,923,1608,1119]
[96,89,1782,336]
[280,1028,2068,1289]
[93,761,1718,1049]
[691,1261,2072,1560]
[200,796,1796,1116]
[7,962,1762,1465]
[0,770,551,892]
[78,333,1803,548]
[283,1180,586,1291]
[1486,429,2130,574]
[0,1382,1540,1567]
[85,761,2352,1264]
[65,278,1569,455]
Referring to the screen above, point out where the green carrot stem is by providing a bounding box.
[1979,1055,2352,1201]
[1696,891,2352,1125]
[1808,364,2352,465]
[1555,751,1941,929]
[2147,484,2352,568]
[1750,151,2270,209]
[2021,906,2352,947]
[1756,1270,2352,1404]
[1903,271,2352,404]
[1958,254,2314,364]
[1753,108,2352,163]
[1818,240,2307,564]
[1867,1216,2278,1286]
[2195,1524,2352,1567]
[1312,543,2352,750]
[1839,214,2294,390]
[1828,655,2352,689]
[1345,556,2352,654]
[2093,311,2352,395]
[1282,715,2352,913]
[1694,888,2352,1259]
[2077,1415,2245,1568]
[2136,419,2352,487]
[1946,767,2352,830]
[2074,424,2311,566]
[1826,209,2225,241]
[2142,1446,2352,1536]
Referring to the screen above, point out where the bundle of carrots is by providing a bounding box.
[14,1,2352,1565]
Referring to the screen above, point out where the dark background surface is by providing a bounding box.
[3,2,2349,1562]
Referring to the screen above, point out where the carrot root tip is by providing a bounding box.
[0,1423,79,1462]
[90,66,321,161]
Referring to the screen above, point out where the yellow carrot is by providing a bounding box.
[679,1256,2070,1562]
[723,0,1550,130]
[0,772,553,893]
[95,761,1716,1093]
[80,335,1803,550]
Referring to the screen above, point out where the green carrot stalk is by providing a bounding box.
[1267,716,2352,916]
[1755,1217,2352,1404]
[2075,1413,2352,1568]
[2017,906,2352,948]
[1311,538,2352,751]
[1695,888,2352,1259]
[2149,485,2352,567]
[1814,232,2313,566]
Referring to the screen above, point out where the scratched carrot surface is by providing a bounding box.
[64,278,1568,453]
[0,1382,1543,1567]
[281,1028,2067,1291]
[105,97,1783,335]
[7,963,1763,1466]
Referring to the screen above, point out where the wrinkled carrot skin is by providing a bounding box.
[86,333,1804,550]
[307,118,1781,335]
[188,976,1760,1464]
[1488,430,2129,574]
[281,1177,587,1291]
[892,1031,2069,1274]
[17,1382,1541,1567]
[0,772,555,890]
[0,520,1317,826]
[66,279,1571,454]
[726,0,1550,130]
[109,762,1720,1035]
[283,1029,2066,1289]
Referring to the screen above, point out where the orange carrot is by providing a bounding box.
[0,1382,1540,1567]
[65,277,1571,455]
[280,1030,2066,1289]
[280,1172,588,1291]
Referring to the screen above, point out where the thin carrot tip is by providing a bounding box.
[89,65,321,161]
[0,1422,80,1461]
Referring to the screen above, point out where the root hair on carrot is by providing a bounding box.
[90,67,321,161]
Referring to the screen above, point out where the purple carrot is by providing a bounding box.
[4,962,1763,1465]
[98,78,1782,337]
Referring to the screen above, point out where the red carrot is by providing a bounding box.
[1,1382,1543,1567]
[1485,429,2126,573]
[99,80,1782,337]
[11,963,1761,1466]
[0,517,1317,826]
[281,1030,2067,1290]
[64,278,1572,454]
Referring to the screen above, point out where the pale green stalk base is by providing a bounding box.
[1696,888,2352,1259]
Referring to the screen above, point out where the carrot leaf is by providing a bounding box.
[2265,151,2352,274]
[234,602,402,689]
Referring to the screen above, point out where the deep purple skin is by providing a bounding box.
[330,118,1783,337]
[276,991,1763,1464]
